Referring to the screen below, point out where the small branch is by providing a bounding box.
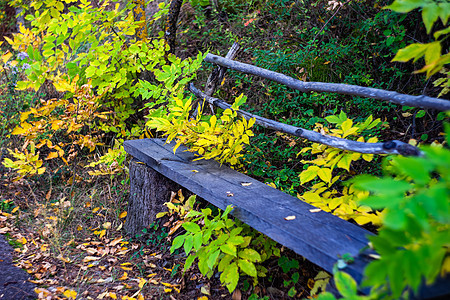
[193,42,241,117]
[189,84,422,156]
[204,54,450,111]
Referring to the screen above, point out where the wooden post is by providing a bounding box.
[192,42,241,117]
[125,159,181,236]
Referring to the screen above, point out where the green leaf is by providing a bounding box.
[193,232,203,251]
[355,177,411,196]
[207,249,220,269]
[334,271,357,298]
[182,222,201,233]
[325,115,341,124]
[238,259,257,277]
[218,254,234,272]
[228,236,243,250]
[316,292,338,300]
[385,0,424,13]
[184,254,196,271]
[359,195,404,209]
[238,249,262,262]
[220,243,237,256]
[223,262,239,293]
[392,43,428,63]
[183,234,194,255]
[170,235,185,253]
[393,156,432,185]
[422,3,440,34]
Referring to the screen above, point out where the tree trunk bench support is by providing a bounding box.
[123,138,373,284]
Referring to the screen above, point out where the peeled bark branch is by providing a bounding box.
[189,84,422,156]
[193,42,241,116]
[204,54,450,111]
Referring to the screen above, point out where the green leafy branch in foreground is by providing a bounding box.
[387,0,450,96]
[158,193,279,293]
[317,123,450,299]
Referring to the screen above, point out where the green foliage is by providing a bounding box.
[161,192,280,294]
[353,133,450,298]
[3,0,205,178]
[388,0,450,91]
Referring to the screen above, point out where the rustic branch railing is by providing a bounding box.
[204,54,450,111]
[189,84,421,156]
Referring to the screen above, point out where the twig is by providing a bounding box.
[203,54,450,111]
[189,84,422,156]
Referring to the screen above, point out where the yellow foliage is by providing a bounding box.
[147,94,255,167]
[2,141,46,180]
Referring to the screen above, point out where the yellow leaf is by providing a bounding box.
[299,165,320,184]
[138,277,147,289]
[337,154,352,171]
[46,152,59,160]
[119,272,128,280]
[197,297,209,300]
[77,225,83,231]
[11,207,19,214]
[108,293,117,299]
[102,222,111,229]
[119,211,127,218]
[63,289,77,299]
[1,51,12,63]
[317,168,332,183]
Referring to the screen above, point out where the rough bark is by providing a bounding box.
[165,0,183,54]
[132,0,147,40]
[125,159,181,236]
[204,54,450,111]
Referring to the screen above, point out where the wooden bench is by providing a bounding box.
[123,138,373,285]
[123,45,449,298]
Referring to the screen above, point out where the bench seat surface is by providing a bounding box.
[124,138,374,282]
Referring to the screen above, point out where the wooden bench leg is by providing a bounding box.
[125,159,181,236]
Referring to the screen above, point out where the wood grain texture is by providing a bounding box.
[125,159,182,236]
[124,138,374,283]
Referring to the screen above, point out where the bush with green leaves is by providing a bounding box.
[160,194,280,293]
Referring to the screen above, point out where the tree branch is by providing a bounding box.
[204,54,450,111]
[193,42,241,117]
[189,84,422,156]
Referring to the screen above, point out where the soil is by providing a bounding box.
[0,235,36,300]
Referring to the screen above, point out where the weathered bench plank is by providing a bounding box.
[124,138,374,283]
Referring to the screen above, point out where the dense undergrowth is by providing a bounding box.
[0,0,449,299]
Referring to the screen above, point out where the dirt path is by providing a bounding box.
[0,235,36,300]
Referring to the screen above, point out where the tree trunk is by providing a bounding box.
[165,0,183,54]
[132,0,147,40]
[125,159,181,236]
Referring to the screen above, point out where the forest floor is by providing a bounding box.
[0,164,318,300]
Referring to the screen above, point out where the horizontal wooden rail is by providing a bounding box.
[204,54,450,111]
[189,84,422,156]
